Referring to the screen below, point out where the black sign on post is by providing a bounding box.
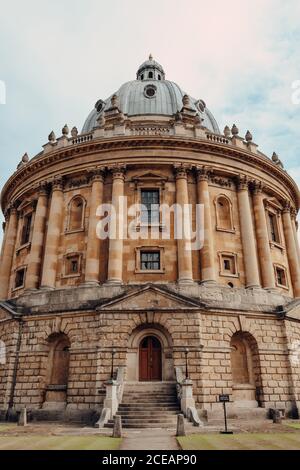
[218,394,233,434]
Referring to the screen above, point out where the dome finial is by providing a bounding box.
[149,53,153,60]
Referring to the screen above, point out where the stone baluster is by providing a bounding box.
[0,205,18,299]
[196,167,216,284]
[25,183,49,290]
[107,166,125,284]
[236,176,260,288]
[174,165,193,284]
[40,177,64,289]
[252,182,276,290]
[282,202,300,297]
[84,169,105,285]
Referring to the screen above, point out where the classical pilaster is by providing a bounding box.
[84,169,105,285]
[107,166,125,284]
[291,208,300,266]
[282,202,300,297]
[40,177,64,289]
[0,204,18,299]
[25,183,49,290]
[252,182,276,290]
[236,176,260,288]
[174,165,193,283]
[196,167,216,284]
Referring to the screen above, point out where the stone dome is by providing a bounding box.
[82,56,220,134]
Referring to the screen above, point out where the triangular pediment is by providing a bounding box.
[97,285,204,311]
[0,303,15,321]
[132,172,168,182]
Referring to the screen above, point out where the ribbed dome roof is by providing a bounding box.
[82,57,220,134]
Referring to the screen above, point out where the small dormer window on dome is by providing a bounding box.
[137,54,166,81]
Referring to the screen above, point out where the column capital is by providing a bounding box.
[236,175,250,191]
[282,200,292,214]
[38,181,49,196]
[89,167,105,183]
[51,175,64,191]
[290,207,298,221]
[174,164,190,179]
[252,180,265,195]
[195,165,213,182]
[109,164,126,180]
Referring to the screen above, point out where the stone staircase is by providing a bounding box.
[105,382,181,428]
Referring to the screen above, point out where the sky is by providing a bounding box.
[0,0,299,244]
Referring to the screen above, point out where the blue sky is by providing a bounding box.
[0,0,299,243]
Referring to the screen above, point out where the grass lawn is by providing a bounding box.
[177,433,300,450]
[0,434,121,450]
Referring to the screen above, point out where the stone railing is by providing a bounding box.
[175,366,202,427]
[129,125,170,136]
[94,366,125,428]
[206,132,230,145]
[71,133,93,145]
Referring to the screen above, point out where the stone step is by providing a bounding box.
[105,422,177,429]
[118,405,180,411]
[117,411,180,417]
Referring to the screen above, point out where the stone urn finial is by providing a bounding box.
[223,126,231,138]
[48,131,56,142]
[231,124,239,136]
[245,130,252,142]
[182,94,190,107]
[62,124,69,136]
[71,126,78,138]
[149,53,153,60]
[111,94,118,107]
[22,152,29,163]
[272,151,284,168]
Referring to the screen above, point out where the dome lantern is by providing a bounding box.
[136,54,165,81]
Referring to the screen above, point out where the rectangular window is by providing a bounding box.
[140,251,160,271]
[275,266,287,287]
[15,268,25,289]
[219,253,238,277]
[21,213,32,245]
[141,189,160,224]
[65,255,80,276]
[268,213,280,243]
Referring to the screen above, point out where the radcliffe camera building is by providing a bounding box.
[0,56,300,427]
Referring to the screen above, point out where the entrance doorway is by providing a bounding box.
[139,336,162,381]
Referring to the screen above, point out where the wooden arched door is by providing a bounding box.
[139,336,162,381]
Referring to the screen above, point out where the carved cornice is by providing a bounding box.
[1,136,299,211]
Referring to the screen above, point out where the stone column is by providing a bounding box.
[175,166,193,283]
[84,169,104,285]
[107,167,125,284]
[196,167,216,284]
[236,176,260,288]
[40,177,64,289]
[291,209,300,266]
[252,183,276,290]
[0,205,18,299]
[282,202,300,297]
[25,183,49,290]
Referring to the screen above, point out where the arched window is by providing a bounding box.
[43,333,70,405]
[67,196,85,231]
[215,195,234,231]
[47,333,70,387]
[230,332,262,406]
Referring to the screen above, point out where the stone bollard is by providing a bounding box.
[113,415,122,438]
[273,409,282,424]
[18,407,27,426]
[176,414,186,436]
